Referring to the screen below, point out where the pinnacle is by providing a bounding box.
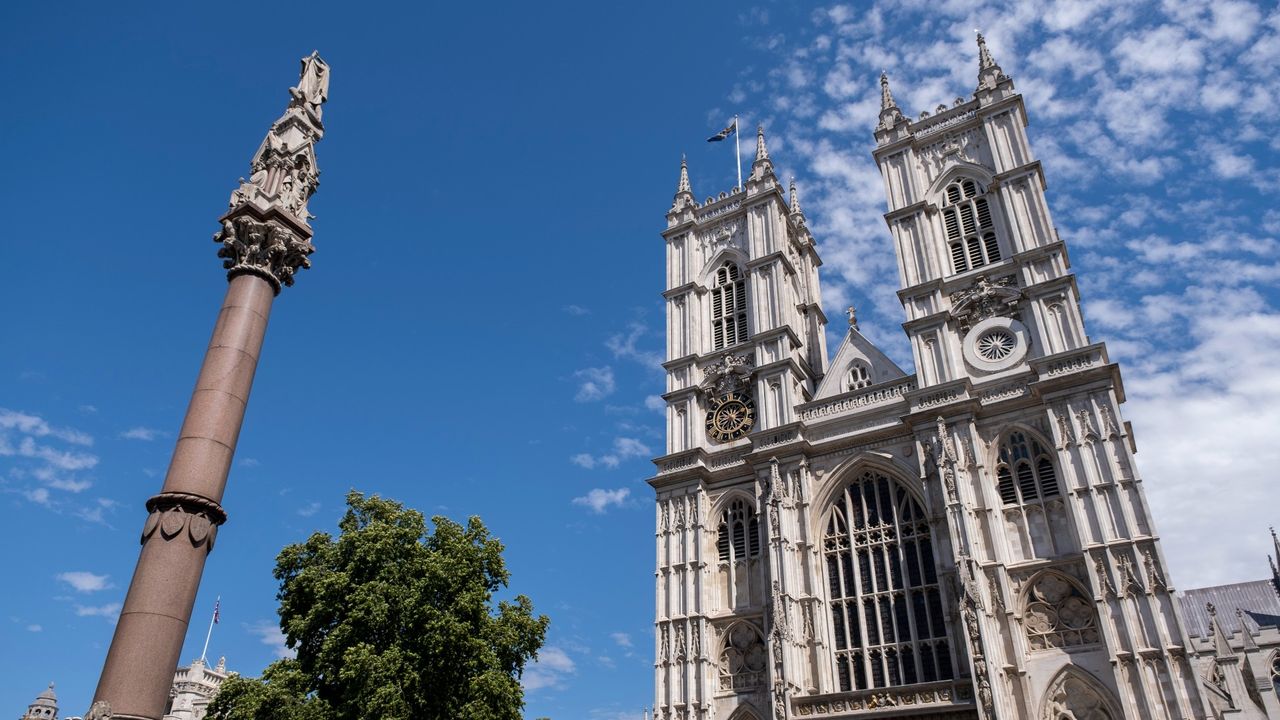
[675,155,692,197]
[788,178,806,223]
[880,71,897,111]
[976,31,997,70]
[754,125,770,163]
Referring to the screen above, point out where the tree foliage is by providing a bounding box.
[207,491,549,720]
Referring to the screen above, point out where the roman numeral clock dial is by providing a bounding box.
[705,391,756,443]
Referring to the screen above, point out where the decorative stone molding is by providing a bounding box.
[141,492,227,553]
[85,701,111,720]
[701,353,754,395]
[949,275,1021,335]
[214,216,315,294]
[791,682,973,716]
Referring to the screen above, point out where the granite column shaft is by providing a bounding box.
[92,273,274,720]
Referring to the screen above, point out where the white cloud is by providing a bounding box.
[609,632,632,648]
[572,488,632,514]
[75,602,121,619]
[523,646,577,691]
[574,367,616,402]
[570,453,596,469]
[297,502,321,517]
[26,624,42,632]
[644,395,666,413]
[576,437,653,470]
[24,488,51,506]
[0,408,93,446]
[563,304,591,316]
[605,323,663,370]
[247,619,294,659]
[120,426,164,441]
[58,571,112,593]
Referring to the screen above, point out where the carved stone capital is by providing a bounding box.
[214,214,315,294]
[141,492,228,553]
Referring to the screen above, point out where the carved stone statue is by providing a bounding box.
[290,51,330,119]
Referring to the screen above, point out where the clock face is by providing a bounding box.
[705,391,756,443]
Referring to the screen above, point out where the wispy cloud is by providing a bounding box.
[573,366,616,402]
[572,488,631,514]
[247,619,294,659]
[523,646,576,691]
[57,571,112,593]
[0,408,93,446]
[609,632,632,648]
[26,624,42,632]
[297,501,321,517]
[74,602,121,619]
[605,323,663,370]
[563,304,591,316]
[120,426,164,441]
[571,437,652,470]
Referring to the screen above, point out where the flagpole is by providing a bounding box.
[199,596,219,662]
[733,115,742,190]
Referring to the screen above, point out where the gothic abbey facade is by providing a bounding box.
[648,37,1279,720]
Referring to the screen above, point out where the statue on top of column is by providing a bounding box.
[289,51,329,121]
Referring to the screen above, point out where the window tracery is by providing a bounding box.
[941,178,1001,275]
[996,430,1071,560]
[1023,572,1099,650]
[712,262,749,350]
[718,623,767,691]
[823,470,952,692]
[845,361,872,392]
[1043,671,1116,719]
[717,499,761,563]
[1271,651,1279,699]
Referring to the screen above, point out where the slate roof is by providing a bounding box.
[1179,579,1280,639]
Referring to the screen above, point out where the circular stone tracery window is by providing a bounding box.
[962,316,1029,372]
[976,328,1017,361]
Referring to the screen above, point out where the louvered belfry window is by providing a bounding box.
[996,432,1060,506]
[711,262,749,350]
[942,179,1001,275]
[717,499,761,563]
[824,471,953,692]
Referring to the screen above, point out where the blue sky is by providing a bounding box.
[2,1,1278,718]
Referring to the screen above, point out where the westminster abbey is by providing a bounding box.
[647,36,1280,720]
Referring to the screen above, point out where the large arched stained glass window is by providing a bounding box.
[824,470,953,692]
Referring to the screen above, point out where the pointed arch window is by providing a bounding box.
[942,178,1001,275]
[1023,572,1099,650]
[996,431,1072,560]
[717,499,761,563]
[718,623,768,692]
[823,470,953,692]
[1271,651,1279,699]
[712,262,749,350]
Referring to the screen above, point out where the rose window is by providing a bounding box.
[976,329,1016,361]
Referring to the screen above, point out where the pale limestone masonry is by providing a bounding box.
[648,36,1276,720]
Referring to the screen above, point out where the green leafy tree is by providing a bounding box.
[208,491,549,720]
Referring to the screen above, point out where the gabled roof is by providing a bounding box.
[813,327,907,400]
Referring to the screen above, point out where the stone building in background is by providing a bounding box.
[17,658,230,720]
[648,36,1278,720]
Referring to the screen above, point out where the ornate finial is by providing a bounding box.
[216,54,329,294]
[1206,601,1217,617]
[846,305,858,329]
[676,155,692,196]
[755,125,770,162]
[877,73,904,131]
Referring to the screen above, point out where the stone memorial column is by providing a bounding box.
[88,53,330,720]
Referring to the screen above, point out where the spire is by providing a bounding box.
[754,125,770,162]
[977,32,996,69]
[877,72,904,131]
[1270,526,1280,593]
[1237,608,1259,650]
[747,125,775,184]
[676,155,692,196]
[788,177,806,223]
[880,71,896,111]
[974,31,1008,92]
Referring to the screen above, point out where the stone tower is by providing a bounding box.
[20,684,58,720]
[648,36,1213,720]
[88,54,329,720]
